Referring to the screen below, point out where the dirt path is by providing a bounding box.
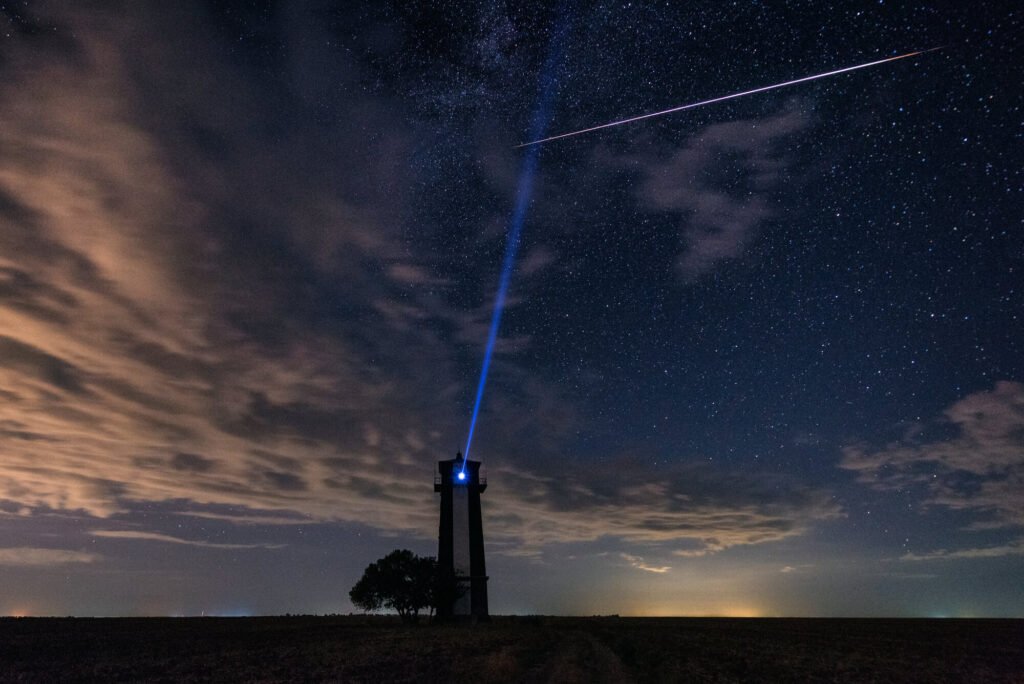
[531,628,632,683]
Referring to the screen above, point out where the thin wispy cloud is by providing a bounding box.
[620,552,671,574]
[599,105,810,280]
[902,539,1024,562]
[0,547,101,566]
[89,530,286,550]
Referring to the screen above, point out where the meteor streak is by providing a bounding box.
[517,48,942,148]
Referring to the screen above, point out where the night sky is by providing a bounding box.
[1,1,1021,617]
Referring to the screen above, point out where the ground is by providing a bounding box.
[1,616,1021,682]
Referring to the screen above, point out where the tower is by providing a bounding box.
[434,452,488,620]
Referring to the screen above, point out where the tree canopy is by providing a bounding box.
[349,549,447,623]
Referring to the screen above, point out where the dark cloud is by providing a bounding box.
[170,453,216,474]
[0,336,88,395]
[106,330,210,380]
[222,392,365,449]
[250,450,304,472]
[255,470,308,493]
[0,186,39,227]
[0,420,56,442]
[0,266,77,325]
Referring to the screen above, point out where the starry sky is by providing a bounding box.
[0,1,1021,617]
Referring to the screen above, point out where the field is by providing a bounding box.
[1,616,1021,682]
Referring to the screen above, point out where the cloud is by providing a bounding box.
[89,530,284,550]
[619,552,671,574]
[0,3,838,562]
[170,453,216,474]
[484,462,840,557]
[386,263,450,287]
[0,547,101,566]
[0,2,454,531]
[901,539,1024,562]
[0,336,89,395]
[608,105,809,280]
[256,470,307,493]
[518,246,558,277]
[840,381,1024,530]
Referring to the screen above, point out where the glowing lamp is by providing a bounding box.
[457,472,466,481]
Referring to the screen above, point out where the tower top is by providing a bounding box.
[435,452,486,491]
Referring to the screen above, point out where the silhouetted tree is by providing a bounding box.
[350,549,442,623]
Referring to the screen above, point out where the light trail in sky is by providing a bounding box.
[516,47,943,148]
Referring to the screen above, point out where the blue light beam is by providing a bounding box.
[461,152,539,465]
[462,14,572,471]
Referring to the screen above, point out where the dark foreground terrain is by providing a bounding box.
[1,616,1021,683]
